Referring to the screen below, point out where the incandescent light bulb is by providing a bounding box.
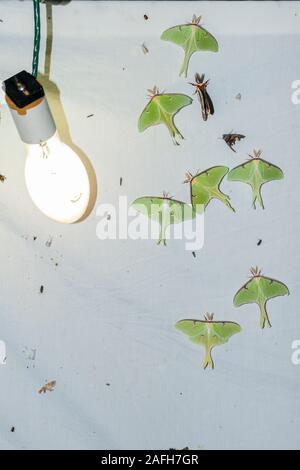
[24,132,90,223]
[3,71,90,223]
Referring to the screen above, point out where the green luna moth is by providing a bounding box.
[161,14,219,77]
[131,192,195,245]
[184,166,235,212]
[227,150,284,209]
[233,267,290,329]
[176,313,241,369]
[138,86,192,145]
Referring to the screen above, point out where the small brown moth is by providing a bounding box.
[189,73,214,121]
[38,380,56,394]
[222,133,245,152]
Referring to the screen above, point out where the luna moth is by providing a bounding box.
[184,166,235,212]
[227,149,284,209]
[138,86,192,145]
[233,267,290,329]
[176,313,241,369]
[131,192,196,245]
[161,14,219,77]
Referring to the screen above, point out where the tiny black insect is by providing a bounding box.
[190,73,214,121]
[120,177,123,186]
[40,285,44,294]
[222,133,245,152]
[257,239,262,246]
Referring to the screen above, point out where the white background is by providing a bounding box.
[0,0,299,450]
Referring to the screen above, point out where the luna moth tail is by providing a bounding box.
[157,225,167,246]
[163,114,184,146]
[224,197,235,212]
[259,302,272,329]
[179,50,191,78]
[202,347,214,370]
[218,192,235,212]
[252,187,265,210]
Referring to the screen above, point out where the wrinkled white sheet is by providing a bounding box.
[0,0,299,450]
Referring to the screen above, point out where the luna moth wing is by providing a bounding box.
[211,322,242,346]
[194,25,219,52]
[132,197,195,225]
[138,99,161,132]
[233,278,260,307]
[191,185,210,208]
[168,199,196,224]
[227,161,254,185]
[193,166,229,187]
[160,25,191,46]
[132,197,162,222]
[258,159,284,183]
[258,276,290,300]
[175,320,207,345]
[176,320,221,350]
[157,94,193,114]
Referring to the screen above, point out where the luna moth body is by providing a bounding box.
[176,313,241,369]
[131,192,195,245]
[161,14,219,77]
[227,150,284,209]
[233,267,290,329]
[184,166,235,212]
[138,86,192,145]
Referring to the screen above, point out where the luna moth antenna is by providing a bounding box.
[162,191,173,199]
[204,313,214,321]
[250,266,262,277]
[183,171,194,184]
[193,15,202,25]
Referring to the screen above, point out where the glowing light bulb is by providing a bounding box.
[3,71,91,223]
[25,132,90,223]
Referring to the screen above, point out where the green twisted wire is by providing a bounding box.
[32,0,41,78]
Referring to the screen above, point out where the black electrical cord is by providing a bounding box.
[32,0,41,78]
[44,2,53,78]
